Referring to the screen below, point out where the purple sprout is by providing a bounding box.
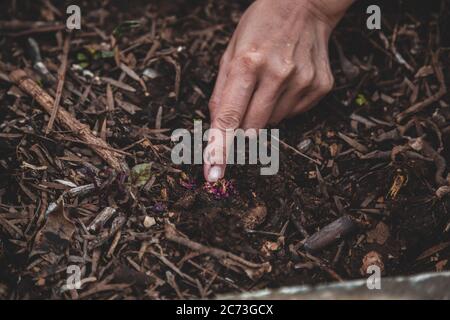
[203,179,236,200]
[150,202,166,213]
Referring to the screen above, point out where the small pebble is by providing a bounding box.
[143,216,156,228]
[297,138,312,152]
[142,68,159,79]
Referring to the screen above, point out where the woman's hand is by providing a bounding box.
[204,0,354,182]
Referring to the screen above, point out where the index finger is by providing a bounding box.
[204,57,257,182]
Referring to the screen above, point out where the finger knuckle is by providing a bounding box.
[231,52,264,73]
[214,108,242,129]
[293,66,315,90]
[300,65,315,85]
[318,73,334,94]
[271,64,295,82]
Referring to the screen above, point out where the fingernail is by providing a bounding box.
[208,166,222,182]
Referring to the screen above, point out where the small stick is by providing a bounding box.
[396,53,447,122]
[350,113,376,128]
[106,230,121,257]
[165,223,271,280]
[290,213,309,239]
[57,136,133,156]
[6,25,66,37]
[338,132,368,154]
[332,240,346,266]
[272,135,321,165]
[373,128,400,142]
[0,20,61,30]
[148,249,197,284]
[297,250,343,282]
[9,70,129,172]
[26,37,55,85]
[88,207,117,233]
[410,138,447,186]
[360,149,433,162]
[46,33,71,134]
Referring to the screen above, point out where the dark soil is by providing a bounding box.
[0,0,449,299]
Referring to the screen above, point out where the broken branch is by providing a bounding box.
[9,69,129,172]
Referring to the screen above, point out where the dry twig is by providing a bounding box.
[9,70,129,172]
[165,223,271,280]
[46,33,71,134]
[396,53,447,122]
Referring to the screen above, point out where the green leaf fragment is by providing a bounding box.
[355,94,368,106]
[113,20,141,37]
[131,163,153,187]
[100,51,114,59]
[76,52,88,61]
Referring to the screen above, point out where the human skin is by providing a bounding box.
[204,0,356,182]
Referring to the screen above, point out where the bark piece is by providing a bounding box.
[304,215,356,252]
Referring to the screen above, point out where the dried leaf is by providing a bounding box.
[366,222,390,245]
[116,98,142,115]
[242,205,267,229]
[32,200,75,255]
[417,242,450,261]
